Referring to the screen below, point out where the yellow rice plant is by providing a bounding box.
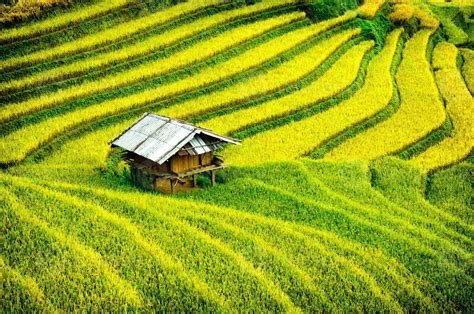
[389,4,415,23]
[413,7,439,28]
[388,1,439,28]
[411,43,474,172]
[223,29,403,166]
[0,0,298,94]
[432,42,459,70]
[326,29,445,161]
[201,40,374,135]
[0,12,304,125]
[0,0,225,72]
[460,48,474,94]
[161,28,362,120]
[358,0,385,18]
[0,13,358,164]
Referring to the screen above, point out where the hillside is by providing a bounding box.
[1,0,473,312]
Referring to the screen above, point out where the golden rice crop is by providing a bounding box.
[0,0,225,72]
[160,28,361,120]
[0,12,304,125]
[201,40,374,135]
[326,29,445,161]
[0,13,357,165]
[223,29,402,166]
[431,41,459,70]
[0,0,299,94]
[358,0,385,18]
[389,4,415,23]
[411,43,474,172]
[387,0,439,28]
[413,7,440,28]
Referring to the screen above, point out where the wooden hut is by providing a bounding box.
[110,113,240,193]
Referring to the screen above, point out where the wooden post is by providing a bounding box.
[193,174,197,187]
[211,170,216,186]
[170,178,174,194]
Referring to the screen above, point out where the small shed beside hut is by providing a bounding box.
[110,113,240,193]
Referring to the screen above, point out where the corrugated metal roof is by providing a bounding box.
[110,113,240,164]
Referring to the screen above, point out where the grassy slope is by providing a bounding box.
[2,158,473,311]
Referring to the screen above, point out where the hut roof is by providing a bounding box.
[110,113,240,164]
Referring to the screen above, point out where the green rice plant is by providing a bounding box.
[227,161,471,262]
[300,0,360,22]
[0,0,133,43]
[302,158,471,241]
[173,161,470,310]
[325,29,446,161]
[200,39,373,135]
[1,175,229,312]
[4,146,473,311]
[194,161,473,308]
[0,12,305,125]
[223,29,402,166]
[4,176,299,312]
[0,13,357,165]
[460,48,474,94]
[0,0,226,72]
[0,0,74,25]
[426,162,474,222]
[369,157,474,241]
[0,186,142,311]
[429,4,469,45]
[46,180,413,311]
[0,256,56,312]
[0,0,299,95]
[161,28,362,121]
[410,43,474,173]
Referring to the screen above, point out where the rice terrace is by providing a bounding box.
[0,0,473,311]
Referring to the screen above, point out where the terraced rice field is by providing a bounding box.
[1,0,473,312]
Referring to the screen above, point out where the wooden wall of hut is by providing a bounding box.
[170,152,213,174]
